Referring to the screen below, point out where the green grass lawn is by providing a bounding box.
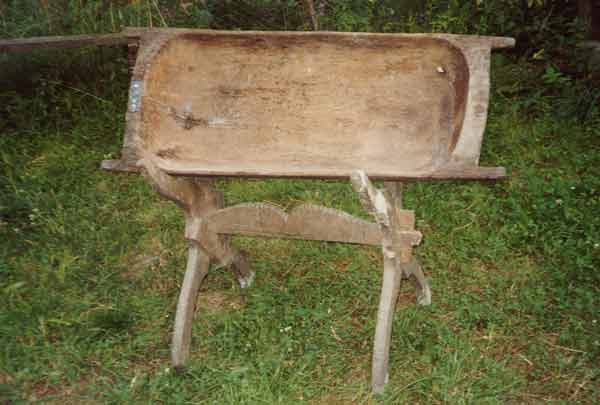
[1,44,599,403]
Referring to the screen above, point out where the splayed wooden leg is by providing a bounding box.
[371,254,403,393]
[351,170,424,393]
[230,249,255,289]
[404,259,432,306]
[141,157,255,287]
[171,242,210,369]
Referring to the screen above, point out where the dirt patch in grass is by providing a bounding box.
[120,236,167,280]
[310,394,373,404]
[397,287,417,307]
[196,289,245,314]
[0,373,15,386]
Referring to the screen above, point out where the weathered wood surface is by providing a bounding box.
[0,28,514,55]
[157,163,507,181]
[140,158,254,282]
[383,181,431,305]
[371,247,403,394]
[404,259,432,306]
[203,202,382,245]
[350,171,406,393]
[350,171,421,256]
[0,31,141,53]
[101,158,506,180]
[1,29,510,180]
[104,29,513,181]
[171,242,210,368]
[2,26,512,395]
[351,171,431,393]
[142,32,468,178]
[139,159,256,367]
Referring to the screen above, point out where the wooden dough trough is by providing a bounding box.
[1,28,514,393]
[101,29,511,180]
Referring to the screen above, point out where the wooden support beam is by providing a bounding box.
[101,159,506,181]
[0,32,141,53]
[351,170,403,393]
[138,159,257,370]
[172,241,210,368]
[203,202,383,246]
[351,171,431,393]
[404,259,432,306]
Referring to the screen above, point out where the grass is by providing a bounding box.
[1,5,600,404]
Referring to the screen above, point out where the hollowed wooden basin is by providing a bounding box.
[104,29,514,180]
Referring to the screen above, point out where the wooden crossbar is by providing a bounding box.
[201,202,421,246]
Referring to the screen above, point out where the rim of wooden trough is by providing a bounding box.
[0,27,515,53]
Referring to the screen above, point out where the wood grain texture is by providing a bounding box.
[202,202,382,245]
[171,242,210,369]
[350,171,405,393]
[352,172,431,392]
[101,159,506,180]
[0,29,510,180]
[371,250,403,394]
[109,29,513,180]
[143,32,467,177]
[383,182,431,305]
[122,32,175,166]
[0,31,140,53]
[140,158,254,285]
[448,45,492,165]
[404,259,432,306]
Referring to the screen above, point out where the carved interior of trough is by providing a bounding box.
[140,32,470,179]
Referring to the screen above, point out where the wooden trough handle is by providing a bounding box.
[0,28,143,53]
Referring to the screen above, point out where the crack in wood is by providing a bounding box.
[169,107,208,130]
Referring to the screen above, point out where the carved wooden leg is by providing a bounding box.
[351,171,400,393]
[404,259,432,306]
[172,241,210,368]
[383,181,431,306]
[230,249,255,289]
[370,259,429,392]
[351,171,424,393]
[372,253,403,393]
[139,159,254,369]
[141,157,254,285]
[190,228,255,290]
